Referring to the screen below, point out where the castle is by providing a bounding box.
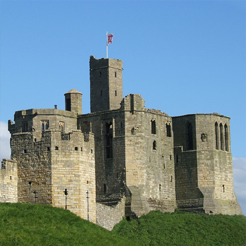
[0,56,242,230]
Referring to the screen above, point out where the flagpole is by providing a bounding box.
[106,31,108,58]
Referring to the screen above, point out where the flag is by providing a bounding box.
[107,33,113,45]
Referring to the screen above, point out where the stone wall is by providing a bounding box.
[51,130,96,223]
[0,159,18,203]
[123,94,176,216]
[90,56,123,113]
[78,110,126,201]
[96,197,126,230]
[7,108,97,223]
[10,132,53,204]
[173,114,242,214]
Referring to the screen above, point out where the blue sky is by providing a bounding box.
[0,1,245,214]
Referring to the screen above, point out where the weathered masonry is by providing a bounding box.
[0,56,242,230]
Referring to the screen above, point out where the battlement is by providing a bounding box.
[90,56,123,70]
[14,108,77,120]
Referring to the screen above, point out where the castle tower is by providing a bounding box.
[90,56,123,113]
[172,113,242,215]
[64,89,82,114]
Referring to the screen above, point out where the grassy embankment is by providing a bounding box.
[0,203,246,245]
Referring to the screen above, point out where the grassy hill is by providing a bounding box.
[0,203,132,246]
[112,210,246,245]
[0,203,245,246]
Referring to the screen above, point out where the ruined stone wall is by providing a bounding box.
[0,159,18,203]
[123,94,176,217]
[96,197,126,231]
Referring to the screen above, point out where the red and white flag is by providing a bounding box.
[107,33,113,45]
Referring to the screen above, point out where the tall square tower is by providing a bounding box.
[90,56,123,113]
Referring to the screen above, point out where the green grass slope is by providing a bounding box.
[112,210,246,246]
[0,203,134,246]
[1,203,245,246]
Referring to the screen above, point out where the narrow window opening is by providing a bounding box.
[81,147,83,151]
[166,123,171,137]
[163,163,165,169]
[47,147,50,151]
[115,90,117,96]
[170,176,173,182]
[153,141,157,150]
[41,120,49,132]
[22,121,28,132]
[222,185,225,193]
[65,98,71,111]
[215,122,219,149]
[170,155,172,160]
[55,146,59,150]
[224,124,228,151]
[151,120,156,134]
[220,123,224,150]
[29,182,32,192]
[91,149,93,153]
[115,72,117,77]
[159,184,161,191]
[75,147,78,151]
[10,176,12,180]
[24,149,27,153]
[187,122,193,150]
[105,122,113,158]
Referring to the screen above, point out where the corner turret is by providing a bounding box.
[64,89,82,114]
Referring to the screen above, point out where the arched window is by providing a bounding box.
[41,120,49,132]
[151,120,156,134]
[215,122,219,149]
[187,122,193,150]
[224,124,229,151]
[220,123,224,150]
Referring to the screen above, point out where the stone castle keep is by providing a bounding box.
[0,56,242,230]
